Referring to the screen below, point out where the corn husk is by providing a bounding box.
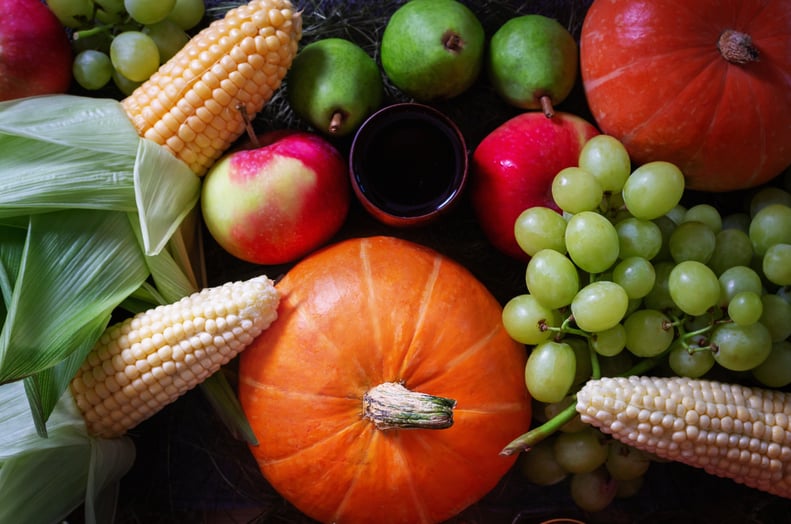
[0,93,250,523]
[0,380,135,524]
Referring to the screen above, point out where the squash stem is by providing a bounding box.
[363,381,456,430]
[717,29,759,64]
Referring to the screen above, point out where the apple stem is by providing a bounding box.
[236,103,259,148]
[329,111,345,135]
[717,29,759,64]
[540,95,555,119]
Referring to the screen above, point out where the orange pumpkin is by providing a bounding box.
[580,0,791,192]
[239,236,531,524]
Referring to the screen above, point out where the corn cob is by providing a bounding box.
[576,376,791,499]
[69,275,280,439]
[121,0,302,176]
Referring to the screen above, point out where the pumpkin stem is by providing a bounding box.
[363,381,456,430]
[717,29,759,64]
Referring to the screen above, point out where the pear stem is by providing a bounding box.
[442,31,465,54]
[328,111,345,135]
[540,95,555,118]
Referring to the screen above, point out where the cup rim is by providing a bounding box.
[349,102,469,227]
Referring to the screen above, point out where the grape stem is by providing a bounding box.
[499,355,663,456]
[73,24,113,41]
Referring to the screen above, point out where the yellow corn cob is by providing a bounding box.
[69,275,280,439]
[121,0,302,176]
[576,376,791,499]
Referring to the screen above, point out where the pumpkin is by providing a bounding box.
[238,236,531,524]
[580,0,791,192]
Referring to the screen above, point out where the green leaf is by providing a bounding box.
[134,138,201,256]
[0,380,135,524]
[0,95,140,218]
[0,210,149,384]
[24,315,111,437]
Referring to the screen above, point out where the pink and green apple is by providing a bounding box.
[0,0,73,101]
[201,130,350,265]
[470,111,600,261]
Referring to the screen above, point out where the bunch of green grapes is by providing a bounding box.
[46,0,205,94]
[504,134,791,510]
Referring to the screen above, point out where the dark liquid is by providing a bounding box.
[353,116,462,217]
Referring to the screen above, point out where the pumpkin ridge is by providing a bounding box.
[620,56,722,146]
[396,255,445,381]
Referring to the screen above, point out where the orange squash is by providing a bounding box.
[580,0,791,192]
[239,236,531,524]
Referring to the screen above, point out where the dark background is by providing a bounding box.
[67,0,791,522]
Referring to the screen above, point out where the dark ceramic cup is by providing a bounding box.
[349,103,469,227]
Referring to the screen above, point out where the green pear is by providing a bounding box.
[287,38,383,137]
[487,14,578,117]
[380,0,484,101]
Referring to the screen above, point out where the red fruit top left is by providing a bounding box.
[0,0,73,101]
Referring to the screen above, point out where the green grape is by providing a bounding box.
[642,261,676,311]
[606,441,651,481]
[518,437,568,486]
[711,322,772,371]
[651,215,677,262]
[615,476,645,499]
[762,243,791,286]
[524,341,576,403]
[578,134,631,192]
[612,256,655,299]
[708,228,754,275]
[668,260,720,316]
[46,0,94,28]
[727,291,763,326]
[622,161,685,220]
[143,20,190,63]
[72,50,114,91]
[682,204,722,233]
[571,281,629,332]
[124,0,177,24]
[167,0,206,30]
[718,265,763,306]
[552,167,604,214]
[502,294,558,345]
[112,69,143,96]
[110,31,161,82]
[759,294,791,342]
[623,309,674,357]
[565,336,593,386]
[525,249,579,309]
[722,212,752,233]
[95,0,126,24]
[565,211,620,274]
[750,186,791,217]
[544,395,587,433]
[752,341,791,388]
[665,204,687,225]
[553,427,608,474]
[749,203,791,256]
[591,323,626,357]
[668,220,716,263]
[599,351,634,377]
[667,341,715,378]
[514,206,567,256]
[615,217,662,260]
[569,468,618,512]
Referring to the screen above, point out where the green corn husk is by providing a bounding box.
[0,93,254,523]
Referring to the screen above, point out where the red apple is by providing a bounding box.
[201,130,350,265]
[470,111,600,261]
[0,0,73,101]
